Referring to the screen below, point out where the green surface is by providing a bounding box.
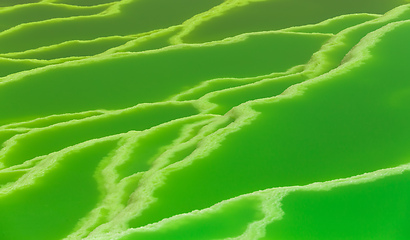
[0,32,324,124]
[264,172,410,240]
[5,36,133,60]
[181,0,406,43]
[0,102,198,167]
[0,3,109,33]
[0,139,119,240]
[0,0,222,53]
[0,1,409,240]
[0,0,41,8]
[286,13,380,34]
[122,197,264,240]
[0,57,48,77]
[53,0,119,6]
[128,21,410,228]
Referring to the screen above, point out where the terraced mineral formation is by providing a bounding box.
[0,0,409,239]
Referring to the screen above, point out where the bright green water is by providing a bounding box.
[54,0,119,6]
[0,0,40,8]
[128,21,410,228]
[0,31,325,124]
[7,36,132,60]
[0,58,47,77]
[1,102,198,167]
[263,171,410,239]
[0,0,222,53]
[122,197,264,240]
[0,140,118,240]
[0,3,108,33]
[182,0,407,43]
[0,1,409,240]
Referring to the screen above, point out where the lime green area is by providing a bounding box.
[0,3,109,33]
[120,174,142,206]
[287,13,379,34]
[182,0,407,43]
[128,20,410,228]
[178,79,253,101]
[305,5,410,78]
[1,1,410,240]
[6,36,133,60]
[3,111,104,129]
[120,29,178,53]
[0,129,25,148]
[0,102,198,167]
[264,171,410,240]
[53,0,119,6]
[174,68,303,101]
[0,0,222,53]
[0,57,47,77]
[207,73,307,114]
[123,197,263,240]
[0,0,41,8]
[165,143,197,166]
[0,170,26,186]
[0,139,118,240]
[0,32,323,125]
[115,116,211,178]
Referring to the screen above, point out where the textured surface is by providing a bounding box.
[0,1,409,239]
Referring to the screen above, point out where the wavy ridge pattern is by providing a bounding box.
[0,1,409,239]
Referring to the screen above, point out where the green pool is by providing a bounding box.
[0,0,409,239]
